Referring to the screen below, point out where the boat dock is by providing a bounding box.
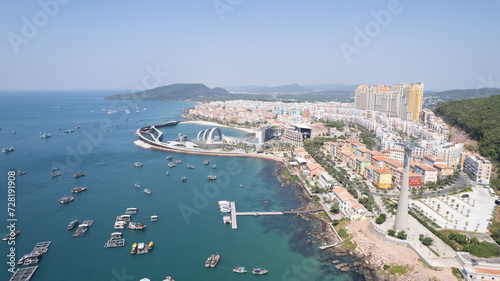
[105,238,125,248]
[230,202,237,229]
[228,202,322,230]
[9,266,38,281]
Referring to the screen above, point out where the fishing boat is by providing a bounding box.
[2,145,14,153]
[114,221,127,229]
[148,241,154,250]
[207,175,216,180]
[168,162,175,167]
[64,129,74,133]
[67,219,78,230]
[52,167,59,171]
[51,172,61,178]
[223,216,231,224]
[151,215,158,222]
[18,171,26,176]
[131,243,137,254]
[166,155,173,160]
[73,172,84,178]
[137,243,149,254]
[233,266,247,273]
[210,253,220,267]
[59,195,74,204]
[220,207,231,213]
[205,255,213,267]
[134,162,143,167]
[212,164,217,169]
[218,200,230,206]
[128,222,146,230]
[163,277,174,281]
[165,171,169,176]
[71,186,87,193]
[175,160,182,164]
[240,184,244,187]
[2,230,20,241]
[76,125,81,129]
[134,183,140,188]
[252,268,268,275]
[125,208,138,214]
[144,188,151,195]
[187,164,195,169]
[181,177,187,182]
[40,133,52,139]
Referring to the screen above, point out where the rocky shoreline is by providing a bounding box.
[274,163,383,280]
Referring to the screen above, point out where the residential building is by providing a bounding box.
[396,169,422,189]
[414,164,438,184]
[372,168,392,189]
[433,142,464,167]
[434,163,454,179]
[424,156,447,167]
[305,163,324,179]
[463,153,492,184]
[389,147,405,163]
[355,157,372,176]
[318,171,335,189]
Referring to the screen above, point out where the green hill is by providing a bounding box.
[424,88,500,108]
[435,94,500,189]
[105,83,231,101]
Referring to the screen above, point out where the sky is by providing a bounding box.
[1,0,499,92]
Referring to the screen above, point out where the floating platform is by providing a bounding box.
[105,238,125,248]
[73,220,93,237]
[231,202,237,230]
[9,266,38,281]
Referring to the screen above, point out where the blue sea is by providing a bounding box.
[0,91,364,281]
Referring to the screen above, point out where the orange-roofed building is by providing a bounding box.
[373,168,392,189]
[434,163,454,179]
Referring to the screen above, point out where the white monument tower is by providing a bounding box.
[394,145,412,231]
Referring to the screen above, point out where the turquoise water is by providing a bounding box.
[0,92,364,281]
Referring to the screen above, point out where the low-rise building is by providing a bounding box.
[423,156,447,167]
[355,157,372,176]
[395,169,422,189]
[433,163,454,179]
[389,147,405,163]
[372,168,392,189]
[318,171,335,189]
[414,164,438,184]
[456,251,500,281]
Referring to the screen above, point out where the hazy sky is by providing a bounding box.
[1,0,499,91]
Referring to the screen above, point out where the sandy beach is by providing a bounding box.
[180,120,256,133]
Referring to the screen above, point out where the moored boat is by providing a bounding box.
[207,175,216,180]
[51,172,61,178]
[144,188,151,195]
[114,221,127,229]
[148,241,154,250]
[168,162,175,167]
[181,177,187,182]
[125,208,138,214]
[131,243,137,254]
[71,186,87,193]
[52,167,59,171]
[210,253,220,267]
[166,155,173,160]
[163,277,174,281]
[175,160,182,164]
[134,183,140,188]
[187,164,195,169]
[134,162,143,167]
[2,145,14,153]
[212,164,217,169]
[223,216,231,224]
[67,219,78,230]
[166,171,169,176]
[151,215,158,221]
[2,230,20,241]
[233,266,247,273]
[59,195,74,204]
[18,171,26,176]
[128,222,146,230]
[137,242,148,254]
[73,172,84,178]
[40,133,51,139]
[252,268,268,275]
[204,160,209,165]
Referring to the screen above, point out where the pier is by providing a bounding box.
[228,202,323,230]
[9,266,38,281]
[230,202,237,229]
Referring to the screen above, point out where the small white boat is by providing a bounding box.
[223,216,231,224]
[151,216,158,222]
[114,221,126,229]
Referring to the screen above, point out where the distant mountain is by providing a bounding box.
[303,83,358,92]
[105,83,231,101]
[423,88,500,108]
[227,83,312,93]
